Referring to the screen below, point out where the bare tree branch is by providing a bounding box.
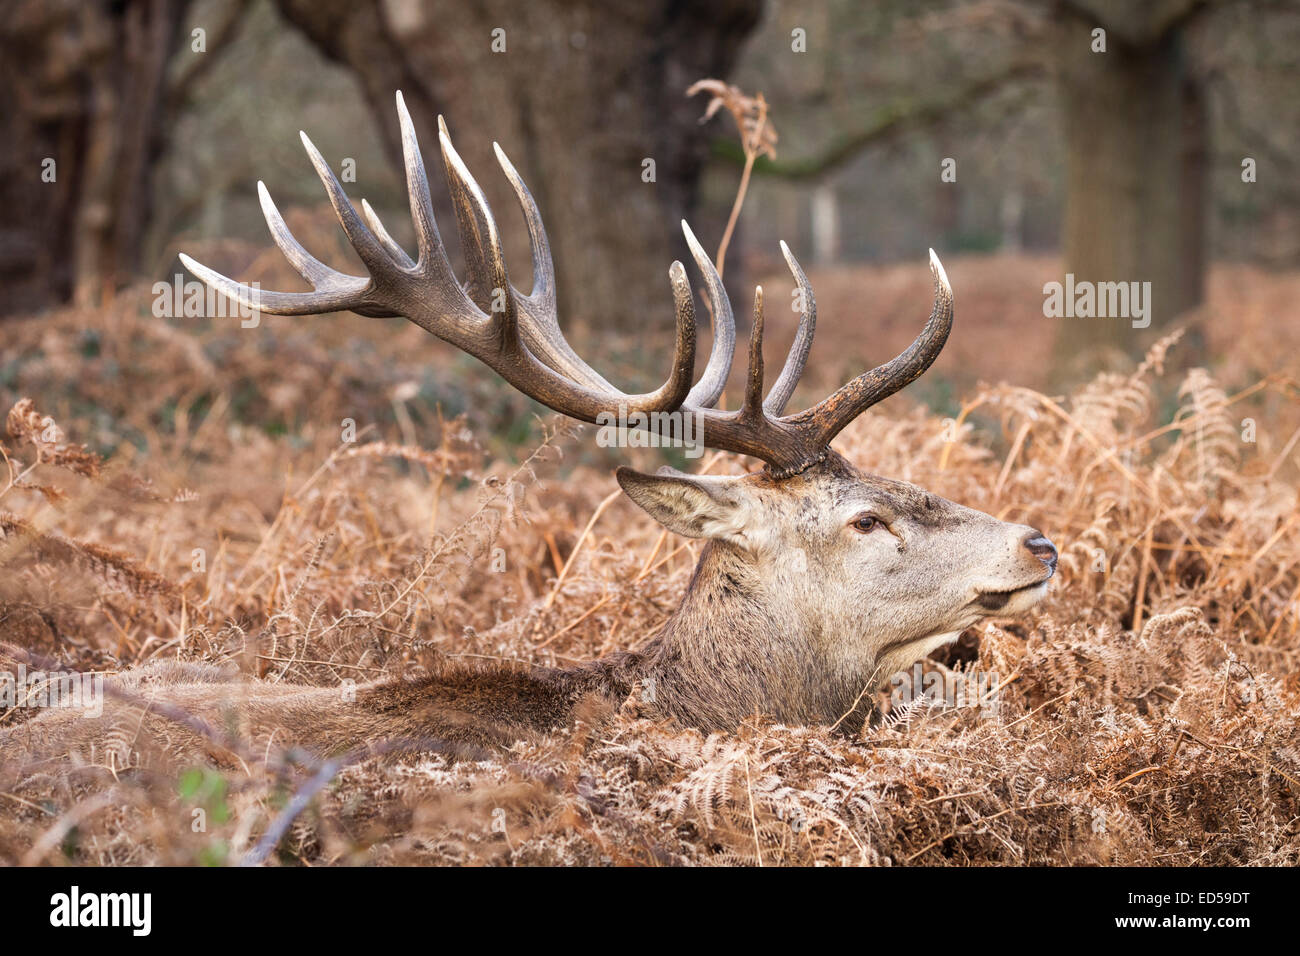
[712,60,1047,181]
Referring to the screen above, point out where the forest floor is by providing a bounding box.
[1,252,1298,865]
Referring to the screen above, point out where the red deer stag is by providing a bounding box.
[1,93,1056,766]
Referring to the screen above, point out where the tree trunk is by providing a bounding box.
[272,0,762,341]
[0,0,189,315]
[1052,1,1208,375]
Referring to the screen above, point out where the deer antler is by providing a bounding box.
[180,92,697,424]
[679,242,953,477]
[180,91,953,478]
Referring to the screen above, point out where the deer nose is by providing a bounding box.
[1023,532,1058,572]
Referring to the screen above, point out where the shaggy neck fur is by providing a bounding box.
[624,540,877,731]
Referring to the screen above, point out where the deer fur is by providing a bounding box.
[0,451,1054,771]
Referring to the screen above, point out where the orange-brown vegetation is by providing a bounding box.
[1,257,1297,865]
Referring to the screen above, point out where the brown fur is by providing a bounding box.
[0,452,1055,777]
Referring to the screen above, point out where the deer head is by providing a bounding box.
[180,91,1057,731]
[616,456,1055,727]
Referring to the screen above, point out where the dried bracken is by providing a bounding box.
[0,274,1297,866]
[5,398,101,479]
[687,79,778,162]
[687,79,777,279]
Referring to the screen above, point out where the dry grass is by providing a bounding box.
[0,262,1298,865]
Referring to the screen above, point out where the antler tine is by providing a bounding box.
[680,221,736,409]
[437,115,511,307]
[394,90,444,268]
[762,241,816,415]
[492,139,614,393]
[177,252,370,317]
[298,130,395,276]
[256,180,348,287]
[659,261,702,406]
[493,142,554,307]
[435,116,526,356]
[177,173,379,318]
[791,249,953,448]
[361,198,415,269]
[741,286,766,419]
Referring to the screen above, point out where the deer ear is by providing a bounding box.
[615,467,749,541]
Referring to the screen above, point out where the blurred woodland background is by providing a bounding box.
[2,0,1300,866]
[3,0,1298,378]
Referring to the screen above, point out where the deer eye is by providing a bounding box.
[851,514,883,534]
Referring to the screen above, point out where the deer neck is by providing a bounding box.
[631,540,874,730]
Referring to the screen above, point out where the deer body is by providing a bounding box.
[1,452,1054,768]
[0,93,1057,774]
